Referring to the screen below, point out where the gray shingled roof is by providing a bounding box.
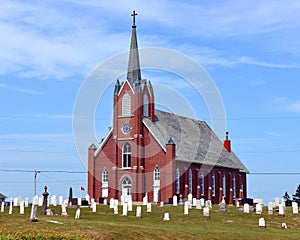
[143,109,248,173]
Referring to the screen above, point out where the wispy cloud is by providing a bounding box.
[249,80,266,86]
[287,100,300,112]
[238,56,298,69]
[0,83,44,95]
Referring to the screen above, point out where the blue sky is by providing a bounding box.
[1,0,300,202]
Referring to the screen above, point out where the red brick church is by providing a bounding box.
[88,12,248,205]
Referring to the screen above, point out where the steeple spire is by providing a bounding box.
[127,10,142,86]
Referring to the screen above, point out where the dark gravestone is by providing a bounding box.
[41,186,49,215]
[72,198,78,206]
[99,197,105,204]
[81,200,89,206]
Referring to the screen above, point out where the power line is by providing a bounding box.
[0,169,87,173]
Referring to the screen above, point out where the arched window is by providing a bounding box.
[121,176,132,196]
[222,174,226,197]
[143,94,149,117]
[189,169,192,194]
[102,169,108,183]
[232,175,236,199]
[102,169,108,197]
[200,173,205,196]
[176,168,180,194]
[122,93,131,116]
[122,142,131,168]
[212,172,216,197]
[154,166,160,181]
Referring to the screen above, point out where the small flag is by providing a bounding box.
[80,186,85,191]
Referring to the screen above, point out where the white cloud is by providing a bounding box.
[287,100,300,112]
[238,56,297,69]
[0,83,44,95]
[249,80,266,86]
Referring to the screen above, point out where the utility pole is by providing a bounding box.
[34,170,41,196]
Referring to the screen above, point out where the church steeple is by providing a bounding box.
[127,10,142,86]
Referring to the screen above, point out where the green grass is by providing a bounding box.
[0,204,300,239]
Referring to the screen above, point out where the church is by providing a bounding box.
[88,12,248,205]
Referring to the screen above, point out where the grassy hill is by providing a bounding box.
[0,204,299,239]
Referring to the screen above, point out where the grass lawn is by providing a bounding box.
[0,204,299,239]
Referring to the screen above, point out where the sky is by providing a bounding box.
[1,0,300,202]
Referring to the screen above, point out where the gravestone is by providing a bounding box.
[268,202,273,215]
[41,186,49,215]
[147,203,152,213]
[256,203,262,214]
[103,198,107,205]
[179,195,184,206]
[114,199,119,214]
[75,208,80,219]
[32,195,39,206]
[20,200,25,214]
[92,202,96,212]
[187,193,193,203]
[13,197,18,207]
[110,198,115,209]
[275,197,280,207]
[192,198,197,207]
[61,202,68,217]
[9,198,12,214]
[51,195,57,206]
[121,195,125,205]
[85,194,90,204]
[258,218,266,227]
[163,212,170,221]
[282,223,287,229]
[279,204,285,216]
[219,202,227,212]
[136,206,142,218]
[292,202,298,214]
[128,199,133,211]
[78,198,82,206]
[28,201,38,222]
[122,203,128,216]
[160,201,164,207]
[38,197,43,207]
[200,198,205,207]
[203,207,210,217]
[184,202,189,215]
[205,200,212,209]
[244,203,250,213]
[25,197,29,207]
[1,202,4,212]
[59,196,63,205]
[173,195,178,207]
[143,193,148,206]
[196,200,202,209]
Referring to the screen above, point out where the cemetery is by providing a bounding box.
[1,191,300,239]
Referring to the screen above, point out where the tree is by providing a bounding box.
[292,184,300,204]
[283,191,292,206]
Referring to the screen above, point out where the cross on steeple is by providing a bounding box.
[131,10,137,26]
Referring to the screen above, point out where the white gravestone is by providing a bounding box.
[103,198,107,205]
[20,200,25,214]
[160,201,164,207]
[192,198,197,207]
[29,203,37,220]
[121,195,125,205]
[279,204,285,216]
[147,203,152,213]
[292,202,298,214]
[282,223,287,229]
[258,218,266,227]
[110,198,115,209]
[163,212,170,221]
[184,202,189,215]
[9,198,13,214]
[25,197,29,207]
[128,199,133,211]
[200,198,205,207]
[1,202,4,212]
[187,194,193,203]
[92,202,96,212]
[85,194,90,204]
[203,207,210,217]
[244,203,250,213]
[143,193,148,206]
[122,203,128,216]
[61,203,68,216]
[136,206,142,218]
[32,195,39,206]
[275,197,280,207]
[268,202,273,215]
[114,200,119,214]
[78,198,82,206]
[196,200,202,209]
[13,197,18,207]
[59,196,63,205]
[51,195,57,206]
[75,208,80,219]
[256,204,262,214]
[173,195,178,207]
[205,200,212,209]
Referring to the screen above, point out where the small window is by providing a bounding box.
[102,169,108,183]
[212,173,215,197]
[189,169,192,194]
[200,173,205,196]
[176,168,180,194]
[232,175,236,199]
[122,142,131,168]
[143,94,149,117]
[222,174,226,197]
[154,166,160,181]
[122,93,131,116]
